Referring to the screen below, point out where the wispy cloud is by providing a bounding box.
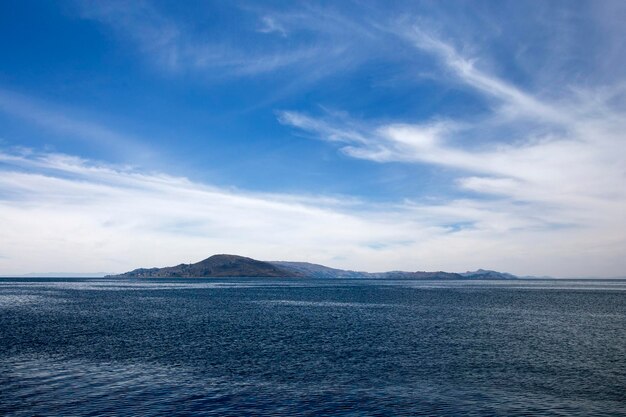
[75,1,354,77]
[257,16,288,37]
[405,27,570,124]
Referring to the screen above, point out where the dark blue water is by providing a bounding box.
[1,278,624,416]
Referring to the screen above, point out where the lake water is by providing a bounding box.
[1,278,625,416]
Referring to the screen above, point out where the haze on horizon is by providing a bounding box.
[0,1,625,278]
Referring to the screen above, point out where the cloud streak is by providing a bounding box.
[405,28,567,124]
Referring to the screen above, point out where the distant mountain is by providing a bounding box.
[378,270,467,279]
[269,261,368,278]
[269,262,464,279]
[460,269,517,280]
[108,254,518,279]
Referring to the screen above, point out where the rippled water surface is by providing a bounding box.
[1,278,625,416]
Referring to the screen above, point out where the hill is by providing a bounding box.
[109,254,302,278]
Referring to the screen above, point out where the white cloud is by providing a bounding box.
[0,149,419,274]
[0,148,624,277]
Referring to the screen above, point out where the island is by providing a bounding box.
[106,254,517,279]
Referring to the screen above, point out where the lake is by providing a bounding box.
[1,278,625,416]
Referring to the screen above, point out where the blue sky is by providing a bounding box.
[0,1,625,277]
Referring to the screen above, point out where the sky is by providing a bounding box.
[0,0,625,277]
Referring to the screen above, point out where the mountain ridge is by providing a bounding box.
[107,254,518,279]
